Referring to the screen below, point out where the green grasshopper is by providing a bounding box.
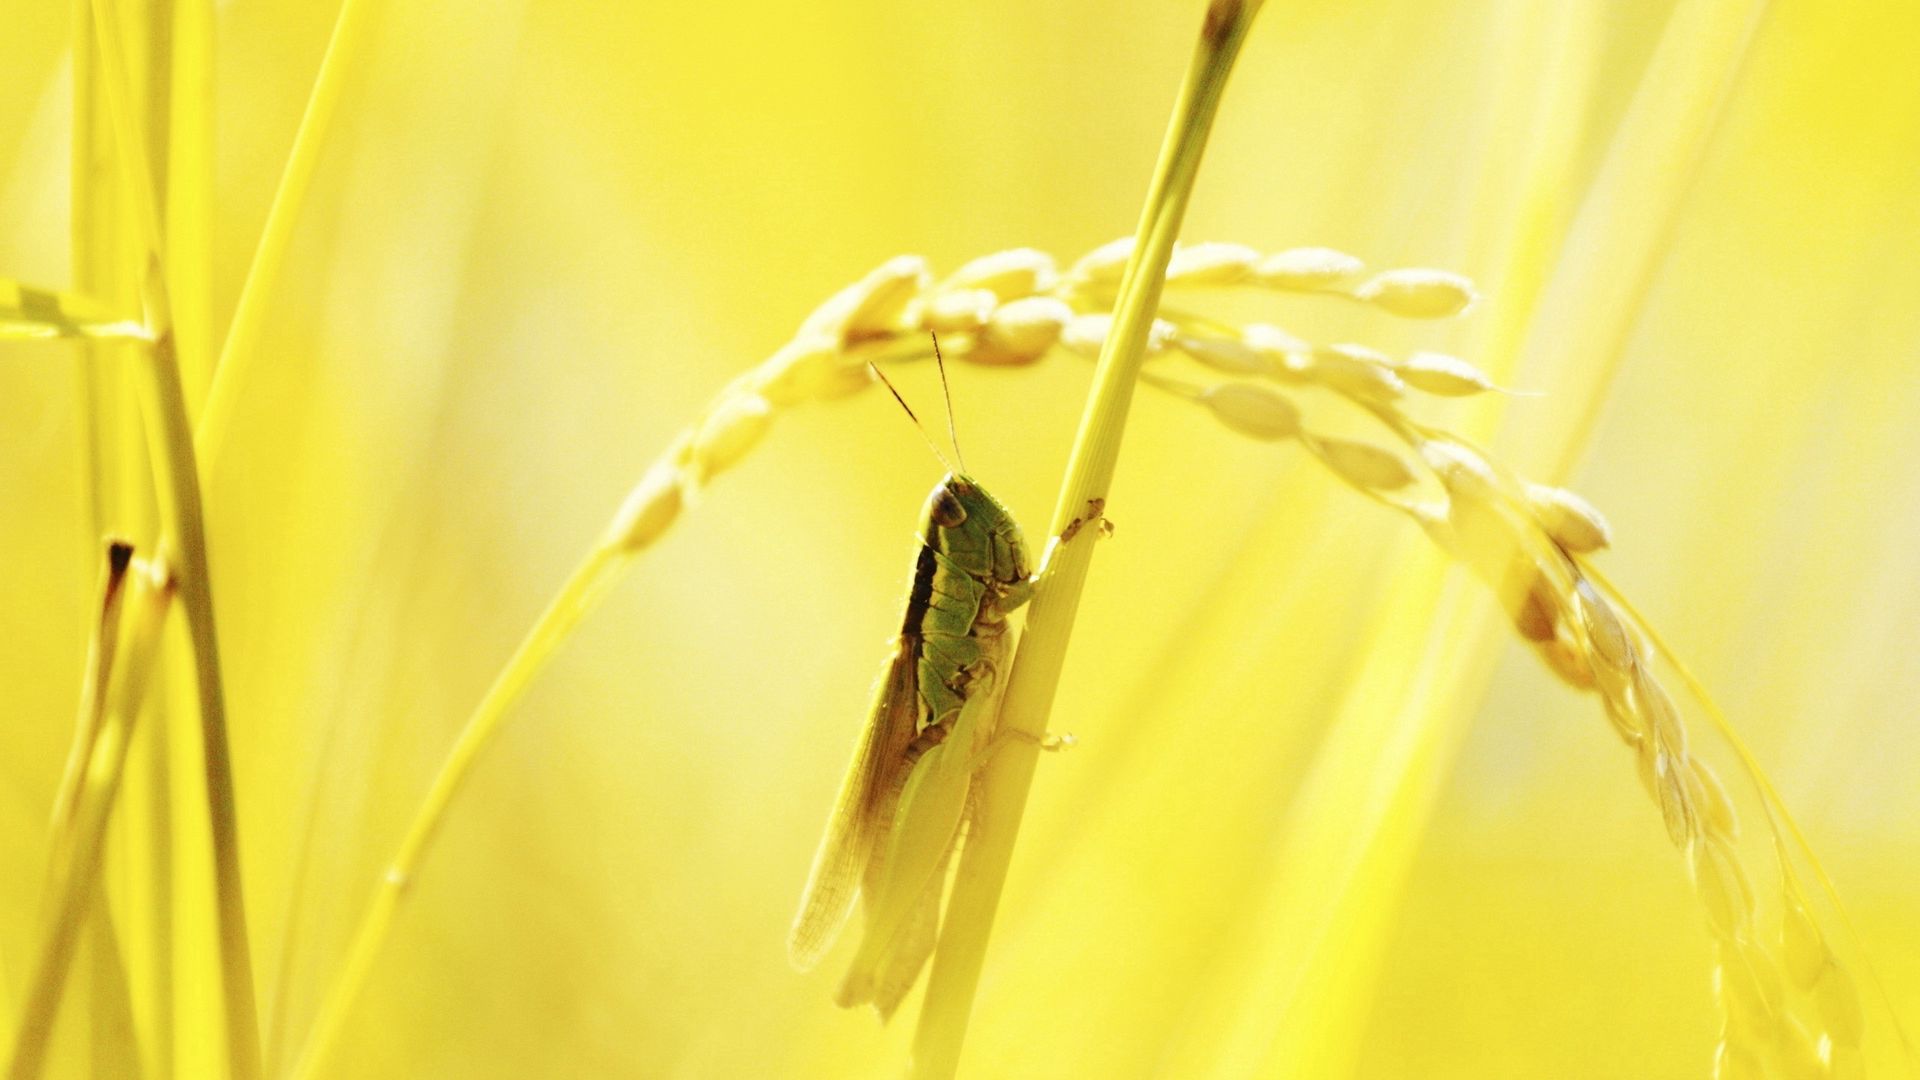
[788,337,1035,1018]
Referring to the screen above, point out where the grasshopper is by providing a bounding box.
[787,338,1035,1018]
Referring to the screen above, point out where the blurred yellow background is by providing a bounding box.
[1,0,1915,1077]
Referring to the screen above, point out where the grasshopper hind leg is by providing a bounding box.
[836,828,956,1019]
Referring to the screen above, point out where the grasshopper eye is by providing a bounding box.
[931,489,968,528]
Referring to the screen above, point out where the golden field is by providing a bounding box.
[0,1,1915,1077]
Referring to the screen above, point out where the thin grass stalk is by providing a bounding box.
[82,909,143,1079]
[48,543,136,864]
[70,2,173,1070]
[195,0,374,468]
[127,287,262,1080]
[141,0,175,214]
[909,3,1262,1075]
[150,0,216,1065]
[260,712,341,1073]
[0,541,131,1059]
[291,345,784,1076]
[164,0,215,413]
[7,558,173,1080]
[287,542,630,1080]
[87,0,263,1072]
[71,0,119,548]
[1523,0,1767,481]
[130,668,176,1080]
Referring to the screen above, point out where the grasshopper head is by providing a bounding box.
[927,474,1030,586]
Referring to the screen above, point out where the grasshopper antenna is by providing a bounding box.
[869,360,960,476]
[929,331,968,475]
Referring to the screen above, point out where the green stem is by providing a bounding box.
[909,3,1261,1076]
[287,542,631,1080]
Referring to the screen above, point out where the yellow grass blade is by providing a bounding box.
[194,0,375,468]
[1504,0,1771,480]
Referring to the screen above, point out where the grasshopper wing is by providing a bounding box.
[789,637,921,971]
[834,668,1001,1012]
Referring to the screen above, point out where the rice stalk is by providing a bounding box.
[1516,0,1768,484]
[82,0,262,1071]
[66,3,171,1070]
[193,0,374,468]
[162,0,214,413]
[47,542,136,870]
[141,0,217,1063]
[914,3,1262,1075]
[122,283,259,1080]
[80,905,143,1080]
[7,549,172,1080]
[70,0,132,561]
[11,540,143,1077]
